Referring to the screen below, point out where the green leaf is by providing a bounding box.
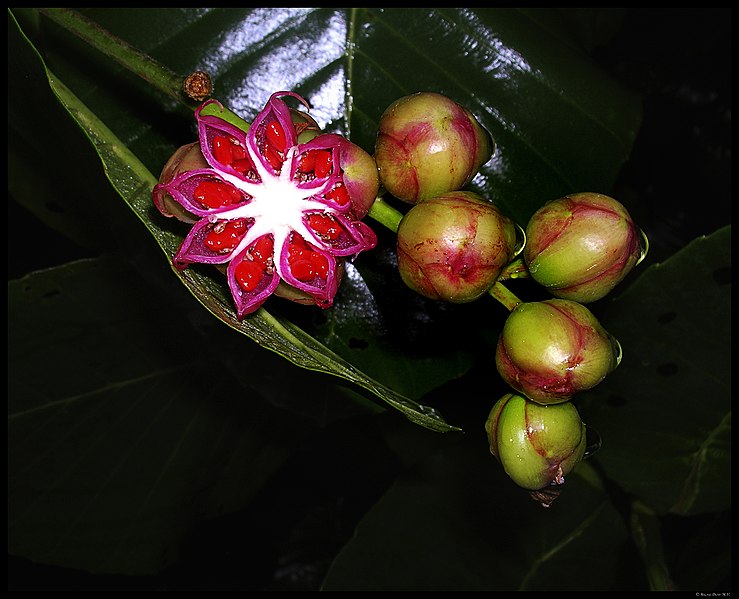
[307,250,477,401]
[580,226,731,515]
[8,257,299,575]
[322,439,630,591]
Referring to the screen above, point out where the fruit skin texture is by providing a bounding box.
[485,393,586,490]
[332,134,380,219]
[495,299,620,404]
[524,192,645,303]
[153,141,207,224]
[396,191,517,303]
[374,92,493,204]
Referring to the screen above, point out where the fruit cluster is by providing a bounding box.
[372,92,647,506]
[154,88,646,505]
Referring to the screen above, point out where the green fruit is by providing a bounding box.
[495,299,621,404]
[524,192,647,303]
[374,92,493,203]
[485,393,586,490]
[396,191,516,302]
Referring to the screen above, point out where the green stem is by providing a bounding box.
[497,257,530,281]
[39,8,188,106]
[489,281,522,311]
[630,500,676,591]
[368,196,404,233]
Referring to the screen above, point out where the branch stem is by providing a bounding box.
[39,8,188,106]
[489,281,523,311]
[498,257,530,281]
[368,196,404,233]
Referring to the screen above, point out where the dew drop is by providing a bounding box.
[583,424,602,459]
[636,228,649,266]
[513,223,526,258]
[611,337,623,369]
[417,404,443,420]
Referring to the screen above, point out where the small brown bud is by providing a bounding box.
[183,70,213,102]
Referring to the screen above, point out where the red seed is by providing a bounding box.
[231,158,252,174]
[325,183,350,206]
[250,236,274,265]
[299,150,316,173]
[212,135,247,169]
[204,219,247,253]
[263,143,283,171]
[288,234,310,263]
[231,220,247,233]
[226,184,243,203]
[314,150,333,178]
[213,136,233,165]
[288,246,307,264]
[265,121,287,152]
[286,234,329,281]
[310,251,329,279]
[308,213,341,240]
[194,180,242,209]
[290,259,316,282]
[235,260,265,292]
[231,143,247,161]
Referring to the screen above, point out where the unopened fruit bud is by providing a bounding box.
[374,92,493,203]
[495,299,621,404]
[524,192,647,303]
[396,191,517,302]
[485,393,586,491]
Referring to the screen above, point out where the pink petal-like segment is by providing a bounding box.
[152,91,378,317]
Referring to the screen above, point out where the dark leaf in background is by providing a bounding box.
[580,227,731,516]
[8,257,302,575]
[323,442,631,591]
